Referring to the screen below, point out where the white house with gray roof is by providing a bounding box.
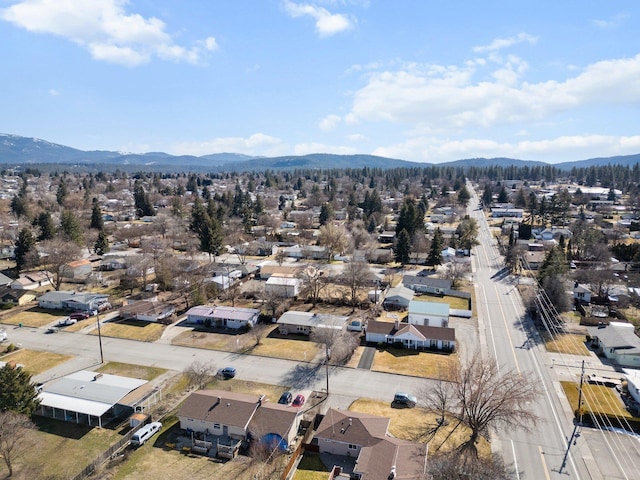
[588,322,640,367]
[185,305,259,330]
[408,300,450,327]
[277,311,349,335]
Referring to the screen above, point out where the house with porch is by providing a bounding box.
[184,305,260,330]
[37,291,110,312]
[314,408,428,480]
[587,322,640,368]
[407,300,450,327]
[177,390,300,459]
[277,311,349,336]
[573,282,593,304]
[37,370,157,428]
[365,318,455,352]
[0,287,36,306]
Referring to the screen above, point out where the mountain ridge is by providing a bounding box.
[1,133,639,172]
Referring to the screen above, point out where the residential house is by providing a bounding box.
[573,282,593,304]
[365,318,455,352]
[402,275,451,295]
[119,300,175,323]
[37,370,157,428]
[283,245,327,260]
[588,322,640,367]
[38,291,109,312]
[184,305,260,330]
[491,208,524,218]
[277,311,349,335]
[441,247,456,259]
[258,265,300,280]
[382,285,414,310]
[521,251,546,270]
[0,287,36,306]
[61,259,92,281]
[11,272,51,290]
[407,300,449,327]
[265,276,301,298]
[622,368,640,408]
[177,390,300,458]
[315,408,428,480]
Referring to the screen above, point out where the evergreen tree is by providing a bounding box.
[497,186,509,203]
[394,229,412,264]
[56,180,68,206]
[457,185,471,207]
[427,227,444,267]
[34,211,55,241]
[90,197,104,230]
[319,203,334,226]
[0,363,41,416]
[60,210,83,244]
[481,183,493,207]
[133,181,155,217]
[10,194,29,219]
[94,229,109,255]
[190,197,222,260]
[396,197,423,238]
[14,228,35,272]
[538,245,568,283]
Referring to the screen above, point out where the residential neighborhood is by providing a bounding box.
[1,163,640,480]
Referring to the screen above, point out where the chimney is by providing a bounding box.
[394,319,400,330]
[574,281,579,288]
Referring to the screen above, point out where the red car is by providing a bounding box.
[292,394,305,408]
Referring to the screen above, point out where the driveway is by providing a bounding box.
[356,346,375,370]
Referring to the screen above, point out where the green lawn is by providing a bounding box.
[293,453,329,480]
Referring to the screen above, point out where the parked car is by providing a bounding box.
[57,317,77,327]
[278,391,293,405]
[69,312,90,320]
[292,394,305,408]
[218,367,236,379]
[393,392,417,408]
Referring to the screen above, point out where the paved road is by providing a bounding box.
[2,321,429,407]
[468,185,640,480]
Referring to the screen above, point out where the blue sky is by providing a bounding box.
[1,0,639,164]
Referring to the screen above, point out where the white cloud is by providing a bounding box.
[473,32,538,53]
[170,133,287,157]
[294,142,357,155]
[319,114,341,131]
[49,89,60,96]
[344,53,640,130]
[284,1,353,37]
[346,133,367,141]
[372,134,640,164]
[592,14,628,29]
[0,0,217,66]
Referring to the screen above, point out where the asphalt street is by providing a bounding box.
[469,185,640,480]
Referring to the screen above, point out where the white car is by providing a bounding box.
[58,317,77,326]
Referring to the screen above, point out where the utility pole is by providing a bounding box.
[96,308,104,364]
[577,360,585,424]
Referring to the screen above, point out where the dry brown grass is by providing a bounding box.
[0,307,64,327]
[344,345,365,368]
[544,333,590,356]
[172,326,322,362]
[88,319,165,342]
[561,381,639,420]
[96,361,167,381]
[413,294,470,311]
[349,399,491,456]
[372,348,459,381]
[0,348,71,375]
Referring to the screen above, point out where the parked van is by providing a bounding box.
[130,421,162,447]
[393,392,417,408]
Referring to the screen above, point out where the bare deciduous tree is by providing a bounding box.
[311,322,359,366]
[317,223,349,262]
[442,259,471,288]
[0,410,35,477]
[428,452,516,480]
[422,354,540,458]
[39,238,82,290]
[185,359,217,390]
[339,259,374,308]
[299,265,327,306]
[249,322,269,346]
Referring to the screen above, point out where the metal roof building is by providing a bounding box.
[38,370,152,427]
